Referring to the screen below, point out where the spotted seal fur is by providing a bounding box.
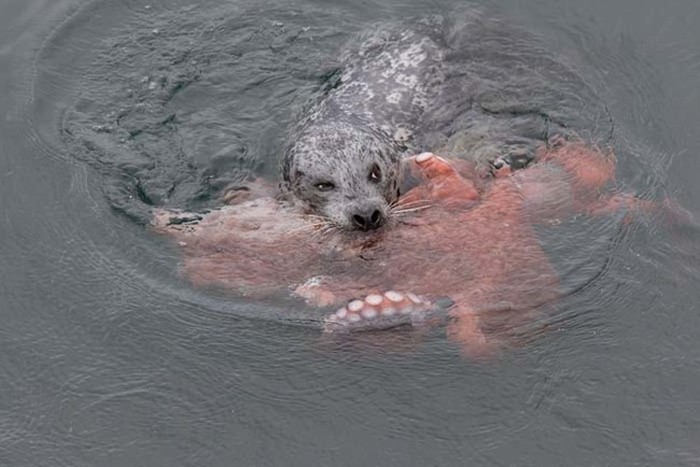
[281,18,447,232]
[280,10,612,232]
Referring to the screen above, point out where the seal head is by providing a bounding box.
[282,119,402,232]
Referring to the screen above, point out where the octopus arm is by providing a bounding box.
[538,138,693,224]
[322,291,444,333]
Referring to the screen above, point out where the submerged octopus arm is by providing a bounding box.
[413,140,690,355]
[152,140,686,358]
[317,140,676,356]
[499,136,687,223]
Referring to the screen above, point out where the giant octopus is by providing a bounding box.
[152,137,656,356]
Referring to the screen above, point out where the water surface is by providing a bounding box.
[2,0,700,465]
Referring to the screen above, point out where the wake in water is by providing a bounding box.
[45,1,683,350]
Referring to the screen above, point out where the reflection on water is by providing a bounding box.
[1,0,700,465]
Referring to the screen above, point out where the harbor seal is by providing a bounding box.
[279,10,613,232]
[280,18,447,232]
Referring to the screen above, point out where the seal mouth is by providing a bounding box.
[335,226,388,254]
[311,215,389,244]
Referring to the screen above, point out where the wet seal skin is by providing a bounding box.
[279,19,445,233]
[154,139,678,358]
[278,8,611,233]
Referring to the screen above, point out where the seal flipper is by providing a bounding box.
[490,144,538,178]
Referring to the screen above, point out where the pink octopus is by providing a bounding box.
[152,138,661,356]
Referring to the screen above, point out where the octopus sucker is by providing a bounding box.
[323,291,434,333]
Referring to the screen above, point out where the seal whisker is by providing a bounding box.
[314,225,341,241]
[389,204,432,214]
[311,221,340,239]
[303,214,329,222]
[393,198,427,205]
[392,205,433,215]
[312,223,339,237]
[391,200,432,210]
[391,201,433,211]
[284,224,322,236]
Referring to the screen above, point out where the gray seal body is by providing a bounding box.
[281,10,611,232]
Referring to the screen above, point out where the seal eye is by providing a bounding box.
[315,181,335,192]
[368,164,382,183]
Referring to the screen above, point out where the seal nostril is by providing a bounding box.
[352,214,368,229]
[370,210,381,225]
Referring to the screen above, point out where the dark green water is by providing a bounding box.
[2,0,700,465]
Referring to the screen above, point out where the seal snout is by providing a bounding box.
[351,207,385,231]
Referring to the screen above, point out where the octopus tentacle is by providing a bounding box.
[323,291,438,333]
[399,152,480,207]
